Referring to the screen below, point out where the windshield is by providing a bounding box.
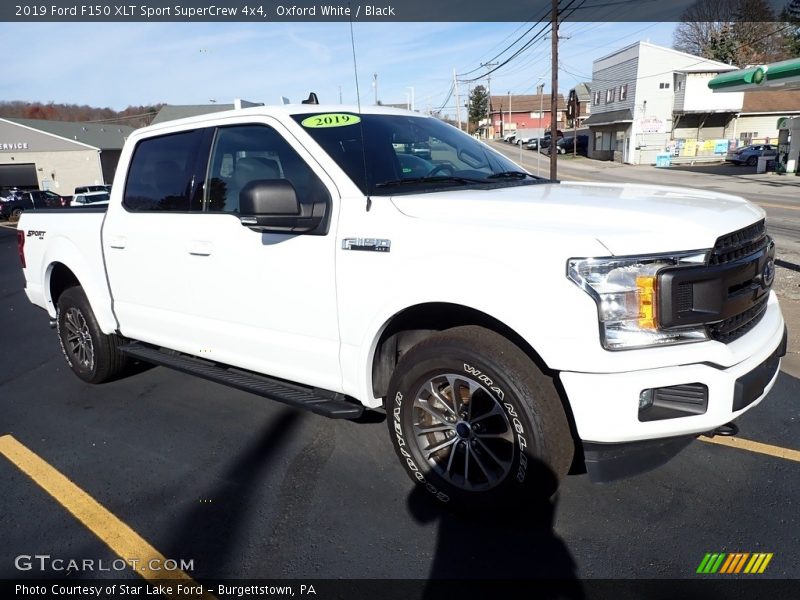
[292,112,544,195]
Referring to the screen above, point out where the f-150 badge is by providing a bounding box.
[341,238,391,252]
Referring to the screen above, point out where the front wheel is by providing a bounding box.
[56,286,129,383]
[386,326,574,509]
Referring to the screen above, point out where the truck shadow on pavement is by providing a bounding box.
[406,463,584,600]
[161,409,302,575]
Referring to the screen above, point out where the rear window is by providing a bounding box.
[123,130,203,211]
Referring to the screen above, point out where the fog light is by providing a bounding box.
[638,383,708,422]
[639,389,654,410]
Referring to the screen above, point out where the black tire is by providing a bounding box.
[746,156,758,167]
[56,286,129,384]
[10,208,23,220]
[386,326,574,510]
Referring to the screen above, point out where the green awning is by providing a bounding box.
[765,58,800,83]
[708,66,766,91]
[709,58,800,92]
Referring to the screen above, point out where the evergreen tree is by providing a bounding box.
[467,85,489,133]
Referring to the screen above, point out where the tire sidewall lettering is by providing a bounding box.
[393,391,450,502]
[464,363,529,484]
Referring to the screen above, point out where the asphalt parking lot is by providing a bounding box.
[1,222,798,596]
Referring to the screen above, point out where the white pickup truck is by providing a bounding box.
[17,104,787,509]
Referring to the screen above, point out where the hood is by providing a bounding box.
[389,181,765,256]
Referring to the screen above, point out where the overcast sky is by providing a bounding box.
[2,21,676,116]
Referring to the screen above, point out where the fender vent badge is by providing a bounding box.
[342,238,391,252]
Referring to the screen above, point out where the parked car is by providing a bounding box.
[74,184,111,195]
[71,191,110,207]
[502,133,516,143]
[525,138,544,151]
[725,144,777,166]
[552,134,589,156]
[0,189,67,219]
[533,131,566,153]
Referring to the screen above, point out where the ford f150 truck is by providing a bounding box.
[17,104,787,508]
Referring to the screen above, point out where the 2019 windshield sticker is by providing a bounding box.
[300,113,361,128]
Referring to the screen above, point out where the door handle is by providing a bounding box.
[187,241,213,256]
[108,235,127,249]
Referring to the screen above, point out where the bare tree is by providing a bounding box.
[673,0,788,66]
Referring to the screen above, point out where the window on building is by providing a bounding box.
[659,82,670,89]
[593,91,601,105]
[619,84,628,101]
[605,88,615,103]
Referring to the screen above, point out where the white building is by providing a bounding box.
[584,41,740,164]
[0,118,133,194]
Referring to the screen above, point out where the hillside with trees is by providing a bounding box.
[0,101,164,128]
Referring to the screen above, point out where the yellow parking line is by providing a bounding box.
[0,434,214,600]
[700,435,800,462]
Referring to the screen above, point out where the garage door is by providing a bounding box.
[0,163,38,189]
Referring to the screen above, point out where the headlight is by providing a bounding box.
[568,251,709,350]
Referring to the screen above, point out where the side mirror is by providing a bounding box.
[238,180,322,234]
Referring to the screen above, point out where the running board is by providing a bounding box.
[119,343,363,419]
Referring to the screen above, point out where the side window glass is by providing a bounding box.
[123,129,203,212]
[206,124,328,214]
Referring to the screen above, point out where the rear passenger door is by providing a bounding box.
[105,119,343,393]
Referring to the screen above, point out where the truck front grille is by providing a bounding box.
[707,294,769,343]
[659,219,774,344]
[709,219,768,266]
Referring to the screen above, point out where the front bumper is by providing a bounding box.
[560,308,786,446]
[572,324,786,483]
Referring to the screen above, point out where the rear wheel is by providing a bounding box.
[386,326,573,510]
[746,155,758,167]
[10,208,23,221]
[56,286,129,383]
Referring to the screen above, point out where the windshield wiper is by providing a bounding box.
[375,175,486,188]
[486,170,540,180]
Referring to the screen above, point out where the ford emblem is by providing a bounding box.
[762,258,775,288]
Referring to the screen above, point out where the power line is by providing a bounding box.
[457,8,553,77]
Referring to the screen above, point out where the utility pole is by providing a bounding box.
[481,61,498,138]
[550,0,559,180]
[454,70,463,131]
[407,86,415,112]
[372,73,378,105]
[508,90,512,137]
[338,85,342,104]
[537,82,545,177]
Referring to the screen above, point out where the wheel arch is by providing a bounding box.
[48,262,81,308]
[371,302,552,400]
